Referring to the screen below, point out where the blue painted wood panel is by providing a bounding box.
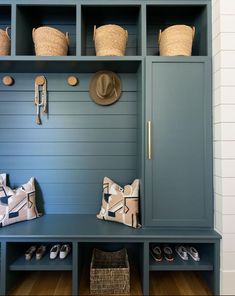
[0,72,138,214]
[145,59,212,227]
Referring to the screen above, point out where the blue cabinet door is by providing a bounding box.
[145,58,213,228]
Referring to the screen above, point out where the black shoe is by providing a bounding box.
[163,246,174,262]
[150,245,162,262]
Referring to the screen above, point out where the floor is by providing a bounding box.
[9,270,212,295]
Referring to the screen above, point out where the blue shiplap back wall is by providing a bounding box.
[0,73,137,214]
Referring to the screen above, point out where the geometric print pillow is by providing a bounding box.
[97,177,141,228]
[0,174,41,227]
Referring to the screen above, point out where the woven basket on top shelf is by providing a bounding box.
[158,25,195,56]
[0,27,11,56]
[32,26,70,56]
[93,24,128,56]
[90,248,130,294]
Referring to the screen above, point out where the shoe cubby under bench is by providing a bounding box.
[0,214,221,296]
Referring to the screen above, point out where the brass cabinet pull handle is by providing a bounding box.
[147,121,152,160]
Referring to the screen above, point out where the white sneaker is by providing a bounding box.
[175,245,188,261]
[187,246,200,261]
[59,244,70,259]
[50,244,60,260]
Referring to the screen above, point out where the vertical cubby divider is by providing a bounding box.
[76,3,82,56]
[140,3,147,57]
[11,4,16,56]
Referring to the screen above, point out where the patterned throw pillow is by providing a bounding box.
[97,177,141,228]
[0,174,41,227]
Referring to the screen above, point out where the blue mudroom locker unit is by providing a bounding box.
[0,1,221,295]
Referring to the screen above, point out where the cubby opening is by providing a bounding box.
[81,5,142,56]
[0,6,11,30]
[147,5,208,56]
[150,271,212,295]
[78,242,143,295]
[149,243,214,271]
[0,5,11,56]
[15,5,77,56]
[7,242,72,271]
[9,271,72,295]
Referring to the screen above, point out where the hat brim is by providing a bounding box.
[89,71,122,106]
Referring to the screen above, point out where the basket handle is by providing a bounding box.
[192,26,196,41]
[5,27,11,40]
[158,29,162,44]
[65,32,70,46]
[125,30,128,40]
[32,28,36,43]
[93,25,96,41]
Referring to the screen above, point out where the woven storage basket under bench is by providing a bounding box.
[90,248,130,294]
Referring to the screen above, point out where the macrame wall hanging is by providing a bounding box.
[34,75,47,125]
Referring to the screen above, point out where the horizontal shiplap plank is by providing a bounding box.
[44,196,102,204]
[4,169,137,184]
[0,115,137,128]
[0,142,136,156]
[39,183,102,196]
[44,203,100,214]
[0,74,137,92]
[0,156,136,170]
[0,102,137,115]
[0,91,136,102]
[0,128,136,142]
[0,72,138,214]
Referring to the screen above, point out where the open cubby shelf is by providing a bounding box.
[15,5,77,56]
[7,241,73,271]
[149,243,214,271]
[146,4,208,56]
[149,254,213,271]
[9,253,72,271]
[0,2,210,59]
[81,5,142,56]
[0,216,221,296]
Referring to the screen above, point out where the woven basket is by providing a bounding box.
[93,24,128,56]
[158,25,195,56]
[32,26,69,56]
[0,27,11,56]
[90,248,130,294]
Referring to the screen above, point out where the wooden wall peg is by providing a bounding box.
[67,76,79,86]
[35,75,46,86]
[2,75,14,86]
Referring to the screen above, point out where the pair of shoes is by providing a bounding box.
[175,245,200,261]
[151,245,174,262]
[25,245,46,261]
[50,244,70,260]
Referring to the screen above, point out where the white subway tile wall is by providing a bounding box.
[213,0,235,294]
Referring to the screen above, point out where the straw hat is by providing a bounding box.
[89,71,122,105]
